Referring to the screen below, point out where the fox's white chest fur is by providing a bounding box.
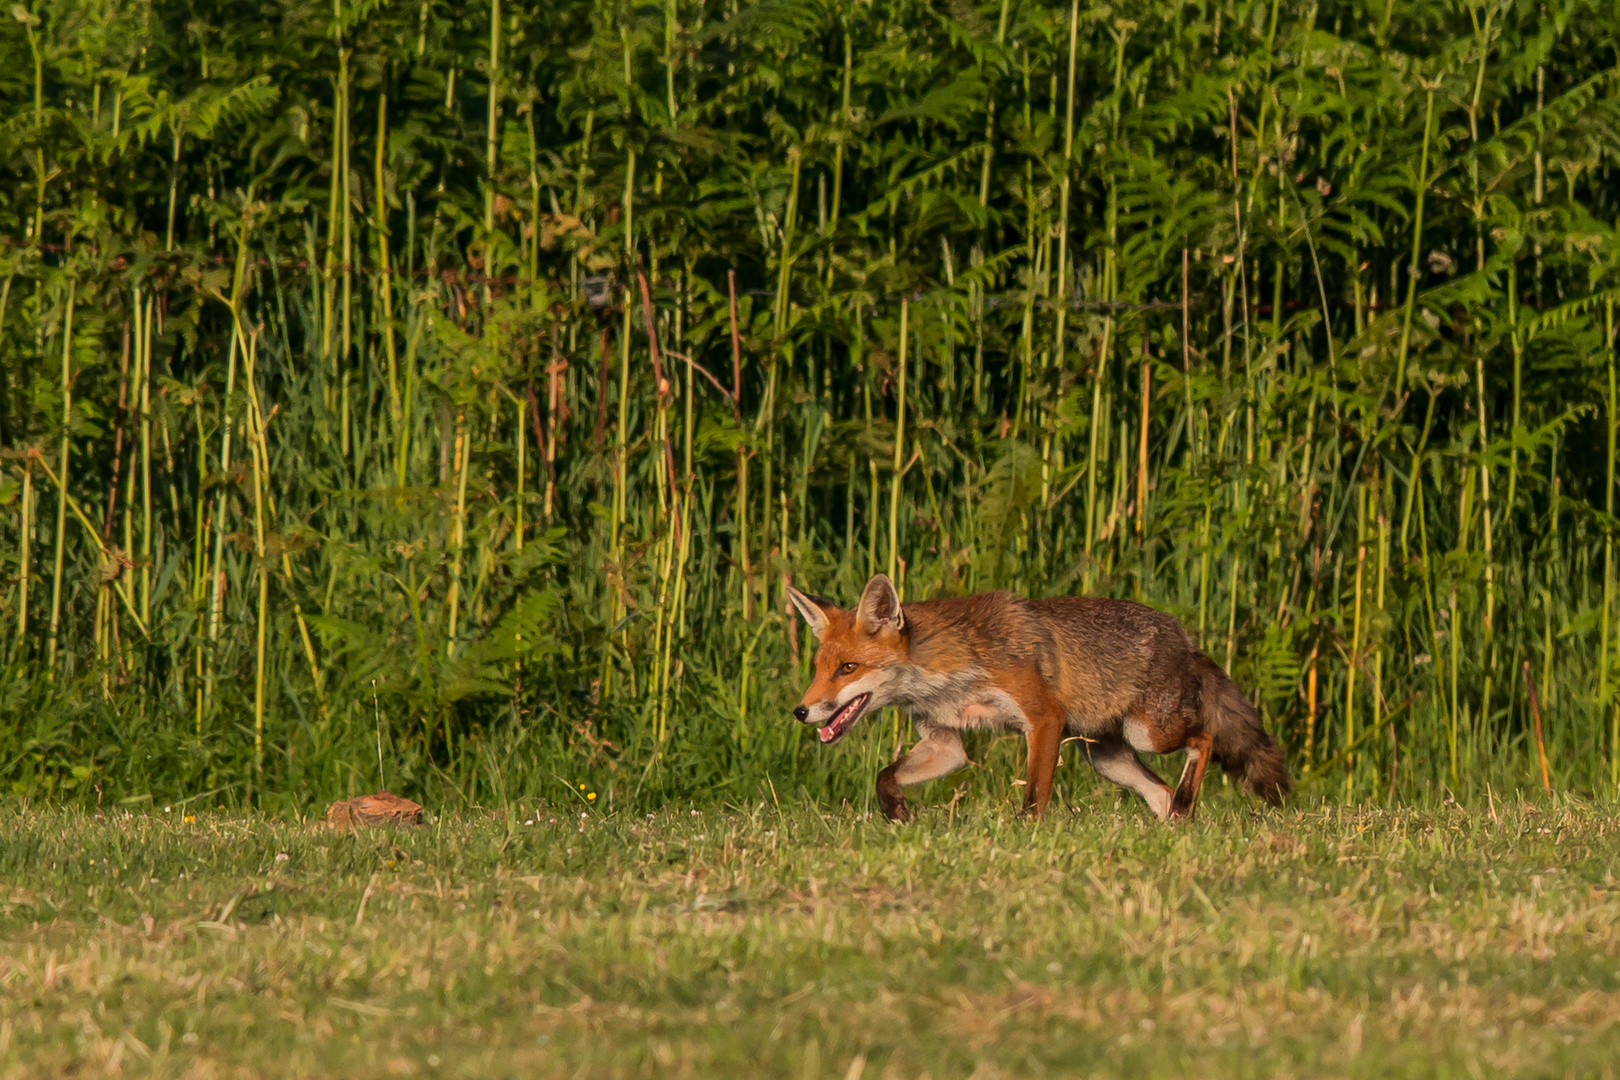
[899,666,1032,734]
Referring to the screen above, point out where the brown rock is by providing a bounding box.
[326,792,424,830]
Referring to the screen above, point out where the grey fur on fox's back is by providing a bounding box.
[1022,594,1290,803]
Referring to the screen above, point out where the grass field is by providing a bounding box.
[2,790,1618,1079]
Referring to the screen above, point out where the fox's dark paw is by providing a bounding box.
[876,766,910,823]
[1017,792,1050,821]
[879,796,912,823]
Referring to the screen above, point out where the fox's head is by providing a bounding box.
[784,574,909,746]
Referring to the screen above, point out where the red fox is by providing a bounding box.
[786,574,1290,822]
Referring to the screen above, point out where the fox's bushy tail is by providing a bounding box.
[1195,654,1291,805]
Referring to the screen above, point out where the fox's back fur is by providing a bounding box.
[859,590,1288,806]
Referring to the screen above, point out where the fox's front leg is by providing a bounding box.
[1018,693,1067,818]
[875,726,967,823]
[1168,731,1214,819]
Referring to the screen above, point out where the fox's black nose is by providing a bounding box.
[793,705,809,722]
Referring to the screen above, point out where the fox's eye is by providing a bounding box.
[838,662,859,676]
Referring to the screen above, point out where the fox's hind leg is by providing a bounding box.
[1083,737,1174,820]
[876,726,967,823]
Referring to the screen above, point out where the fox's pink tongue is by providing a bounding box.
[816,693,870,745]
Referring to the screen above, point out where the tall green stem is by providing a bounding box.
[46,281,75,677]
[888,298,908,585]
[1044,0,1080,507]
[15,462,31,656]
[483,0,501,268]
[1608,298,1618,789]
[376,94,401,438]
[1394,88,1436,401]
[446,410,469,654]
[138,291,154,623]
[243,333,270,784]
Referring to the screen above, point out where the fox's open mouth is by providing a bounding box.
[817,693,871,745]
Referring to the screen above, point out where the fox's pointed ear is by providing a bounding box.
[785,585,835,640]
[856,574,904,634]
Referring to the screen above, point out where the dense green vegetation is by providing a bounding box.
[1,803,1617,1077]
[2,0,1619,809]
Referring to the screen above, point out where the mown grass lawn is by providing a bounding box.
[1,793,1617,1078]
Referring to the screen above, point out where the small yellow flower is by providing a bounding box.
[183,815,196,823]
[587,792,597,801]
[578,782,586,790]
